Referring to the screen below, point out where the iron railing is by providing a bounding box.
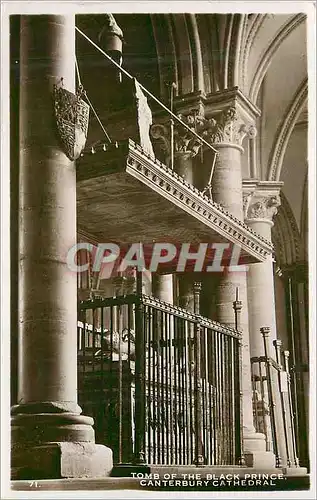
[251,327,300,468]
[77,293,243,466]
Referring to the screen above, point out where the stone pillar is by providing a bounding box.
[245,185,305,470]
[150,109,203,181]
[12,15,112,479]
[152,274,173,303]
[174,113,203,309]
[203,106,275,468]
[244,186,282,357]
[150,110,203,307]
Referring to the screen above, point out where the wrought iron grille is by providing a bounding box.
[251,328,300,468]
[77,294,242,466]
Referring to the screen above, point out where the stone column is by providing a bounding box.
[152,274,173,303]
[245,186,306,470]
[150,111,202,307]
[12,15,112,479]
[244,186,282,357]
[203,106,275,468]
[154,111,204,309]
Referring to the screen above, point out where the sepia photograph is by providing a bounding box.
[1,1,316,498]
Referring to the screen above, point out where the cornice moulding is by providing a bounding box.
[152,88,261,126]
[203,87,261,123]
[242,179,284,193]
[127,140,273,261]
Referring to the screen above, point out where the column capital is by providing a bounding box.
[151,87,260,156]
[174,111,204,156]
[202,106,257,147]
[243,180,284,223]
[193,281,202,293]
[201,86,259,148]
[150,109,204,159]
[247,194,281,223]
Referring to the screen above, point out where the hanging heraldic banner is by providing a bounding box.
[1,2,315,500]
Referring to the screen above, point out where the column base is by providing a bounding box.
[11,442,113,480]
[11,405,113,479]
[243,431,276,468]
[282,467,308,476]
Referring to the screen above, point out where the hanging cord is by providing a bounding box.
[75,55,112,145]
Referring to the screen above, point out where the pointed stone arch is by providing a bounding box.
[267,79,307,181]
[226,14,248,89]
[249,14,306,103]
[272,191,301,266]
[240,14,267,93]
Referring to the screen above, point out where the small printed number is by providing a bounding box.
[29,481,39,487]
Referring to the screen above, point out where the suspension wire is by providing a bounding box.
[75,26,219,157]
[75,56,82,87]
[83,91,112,144]
[75,54,112,144]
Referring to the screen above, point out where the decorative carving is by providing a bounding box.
[202,107,257,146]
[53,82,90,161]
[174,111,205,156]
[150,110,206,162]
[247,195,281,221]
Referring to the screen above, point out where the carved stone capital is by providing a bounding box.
[202,107,257,147]
[174,111,205,156]
[150,110,205,161]
[247,194,281,222]
[242,180,283,222]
